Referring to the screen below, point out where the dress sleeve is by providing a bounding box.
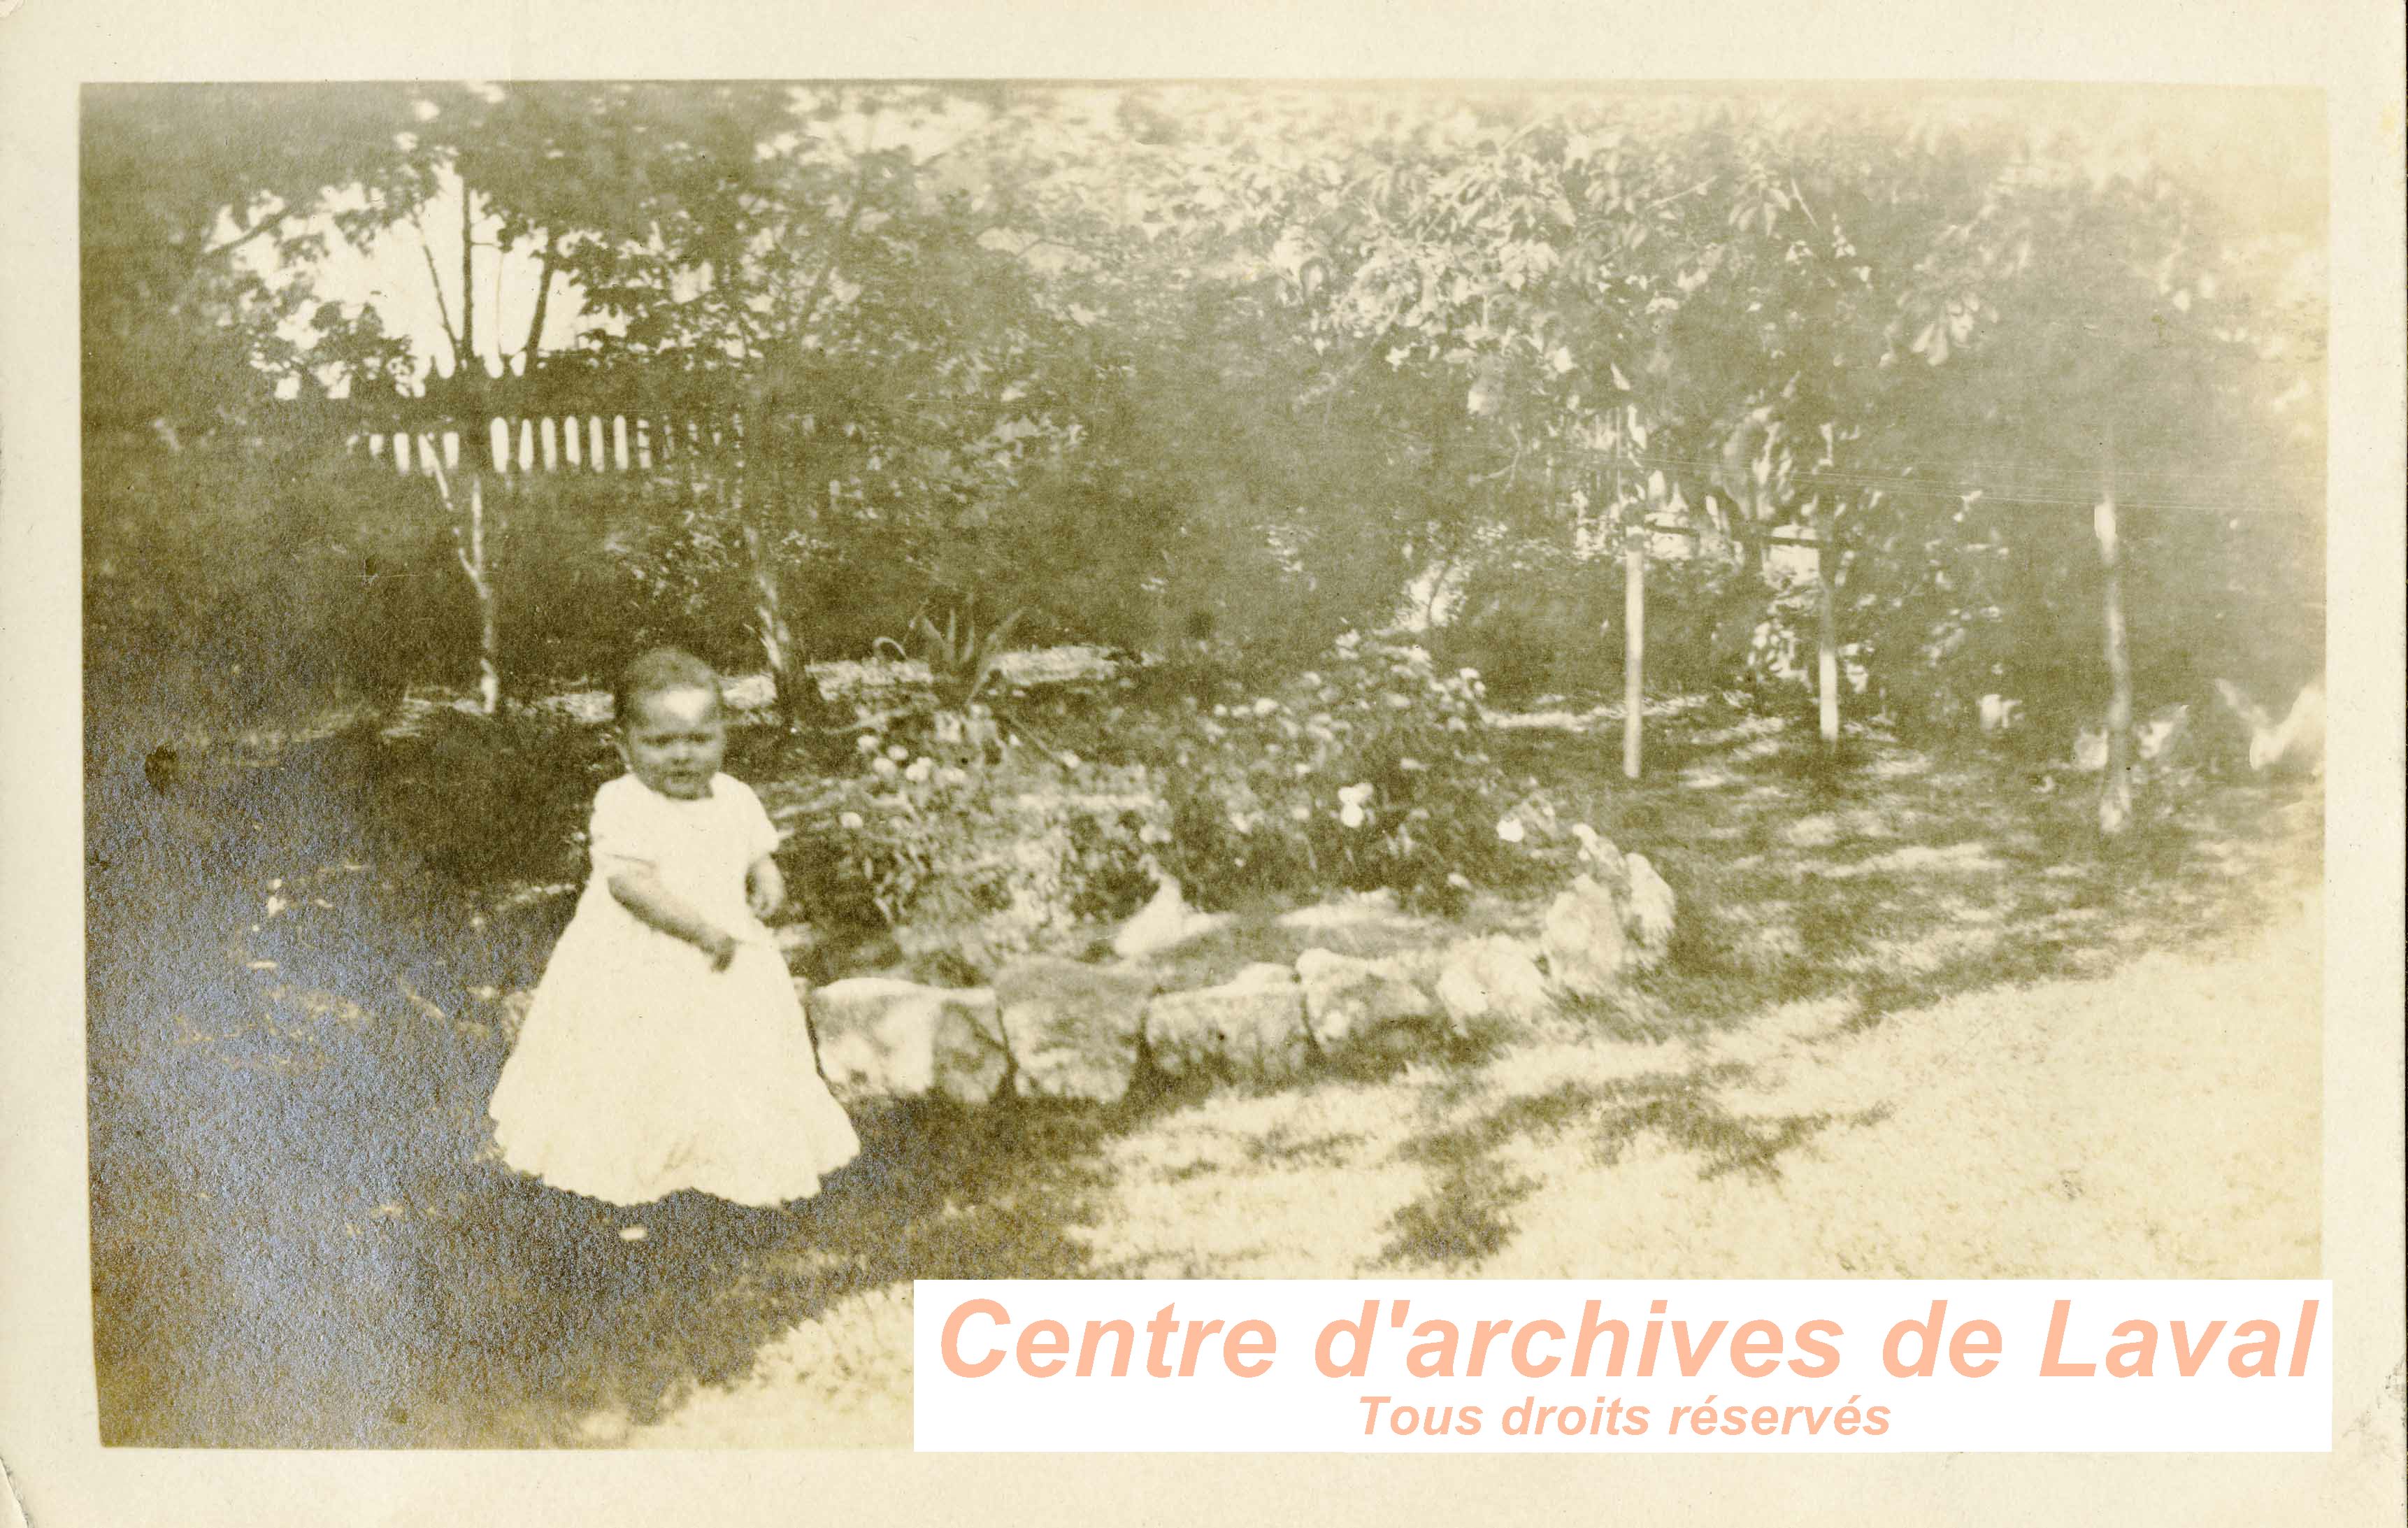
[728,777,782,864]
[587,777,659,878]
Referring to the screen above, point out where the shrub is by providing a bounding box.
[1435,540,1612,703]
[1117,631,1545,913]
[789,631,1563,960]
[1433,536,1801,705]
[361,704,615,888]
[803,723,1168,973]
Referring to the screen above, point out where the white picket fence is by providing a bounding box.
[353,414,738,477]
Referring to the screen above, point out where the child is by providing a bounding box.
[487,648,859,1218]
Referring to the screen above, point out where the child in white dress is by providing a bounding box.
[487,648,859,1212]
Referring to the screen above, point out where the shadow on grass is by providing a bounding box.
[83,718,1136,1447]
[1491,699,2318,1036]
[1372,1070,1896,1271]
[87,687,2319,1436]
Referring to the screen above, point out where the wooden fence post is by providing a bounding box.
[2095,456,2134,836]
[1815,498,1841,748]
[1624,473,1647,781]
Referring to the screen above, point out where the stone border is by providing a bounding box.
[801,845,1676,1106]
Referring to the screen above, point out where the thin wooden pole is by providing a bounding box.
[1624,474,1647,780]
[2095,445,2133,836]
[1816,499,1841,748]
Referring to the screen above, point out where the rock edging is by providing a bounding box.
[797,838,1676,1106]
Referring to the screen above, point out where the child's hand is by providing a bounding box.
[747,858,786,921]
[701,927,739,971]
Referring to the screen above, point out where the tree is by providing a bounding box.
[81,84,422,438]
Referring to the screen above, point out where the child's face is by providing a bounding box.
[619,685,726,799]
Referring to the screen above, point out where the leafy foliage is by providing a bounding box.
[1111,632,1538,913]
[87,83,2321,755]
[805,722,1164,969]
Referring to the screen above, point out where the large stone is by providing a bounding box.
[1145,963,1310,1080]
[1433,935,1555,1033]
[1294,948,1440,1052]
[1112,877,1234,961]
[805,978,1006,1105]
[1541,874,1630,999]
[1622,853,1677,971]
[1275,888,1408,933]
[994,957,1156,1103]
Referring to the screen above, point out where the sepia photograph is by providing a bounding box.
[77,77,2334,1454]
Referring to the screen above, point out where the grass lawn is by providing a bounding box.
[83,683,2319,1447]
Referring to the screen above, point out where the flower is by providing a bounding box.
[886,743,910,762]
[1496,817,1526,844]
[838,811,864,830]
[1459,667,1482,683]
[1338,782,1375,808]
[1299,671,1321,689]
[856,734,882,755]
[1290,804,1313,822]
[904,757,934,784]
[1252,697,1280,717]
[1385,692,1414,711]
[1339,803,1368,829]
[872,756,898,779]
[1447,871,1473,891]
[1059,751,1082,771]
[939,766,970,789]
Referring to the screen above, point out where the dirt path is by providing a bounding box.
[615,885,2321,1447]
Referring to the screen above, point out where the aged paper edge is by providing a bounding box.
[2,1,2400,1524]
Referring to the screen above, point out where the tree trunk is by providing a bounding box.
[519,245,553,375]
[1816,501,1841,748]
[736,404,833,734]
[459,183,478,373]
[432,449,502,717]
[2095,478,2134,836]
[743,517,803,727]
[470,473,501,714]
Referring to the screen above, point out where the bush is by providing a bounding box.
[783,631,1563,961]
[361,704,615,888]
[1117,631,1544,913]
[1433,536,1798,705]
[802,720,1168,972]
[1435,539,1614,703]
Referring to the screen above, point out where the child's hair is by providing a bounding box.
[613,646,724,724]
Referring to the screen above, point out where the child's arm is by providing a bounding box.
[608,866,740,970]
[746,855,785,921]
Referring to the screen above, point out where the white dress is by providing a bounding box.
[487,771,861,1207]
